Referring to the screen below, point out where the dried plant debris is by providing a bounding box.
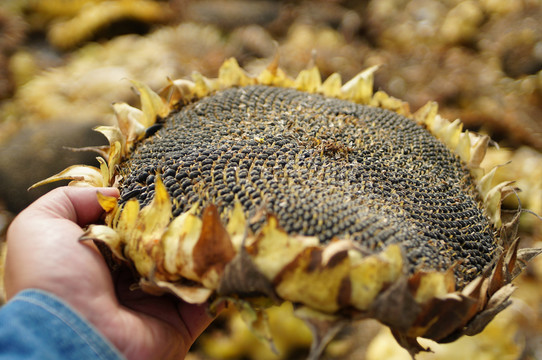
[478,5,542,79]
[0,9,26,100]
[177,0,280,30]
[24,0,172,50]
[0,22,230,135]
[198,302,382,360]
[199,302,313,360]
[362,1,542,151]
[34,59,541,357]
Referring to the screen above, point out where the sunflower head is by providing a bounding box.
[33,57,541,356]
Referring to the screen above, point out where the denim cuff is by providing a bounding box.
[0,289,124,360]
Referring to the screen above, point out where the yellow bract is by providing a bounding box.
[250,217,319,280]
[349,245,403,310]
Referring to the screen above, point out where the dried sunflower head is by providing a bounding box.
[34,58,541,357]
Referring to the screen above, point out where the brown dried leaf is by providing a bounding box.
[499,210,521,246]
[369,278,422,333]
[505,238,520,277]
[462,284,515,336]
[414,294,478,341]
[391,329,428,356]
[218,246,279,301]
[488,253,506,296]
[512,248,542,279]
[193,205,236,287]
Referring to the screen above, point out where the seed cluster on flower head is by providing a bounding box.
[118,84,497,288]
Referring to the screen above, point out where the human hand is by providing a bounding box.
[5,186,215,360]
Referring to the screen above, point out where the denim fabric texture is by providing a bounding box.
[0,289,124,359]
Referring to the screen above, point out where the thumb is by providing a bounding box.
[27,186,119,226]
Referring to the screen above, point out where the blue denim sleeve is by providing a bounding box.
[0,289,124,360]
